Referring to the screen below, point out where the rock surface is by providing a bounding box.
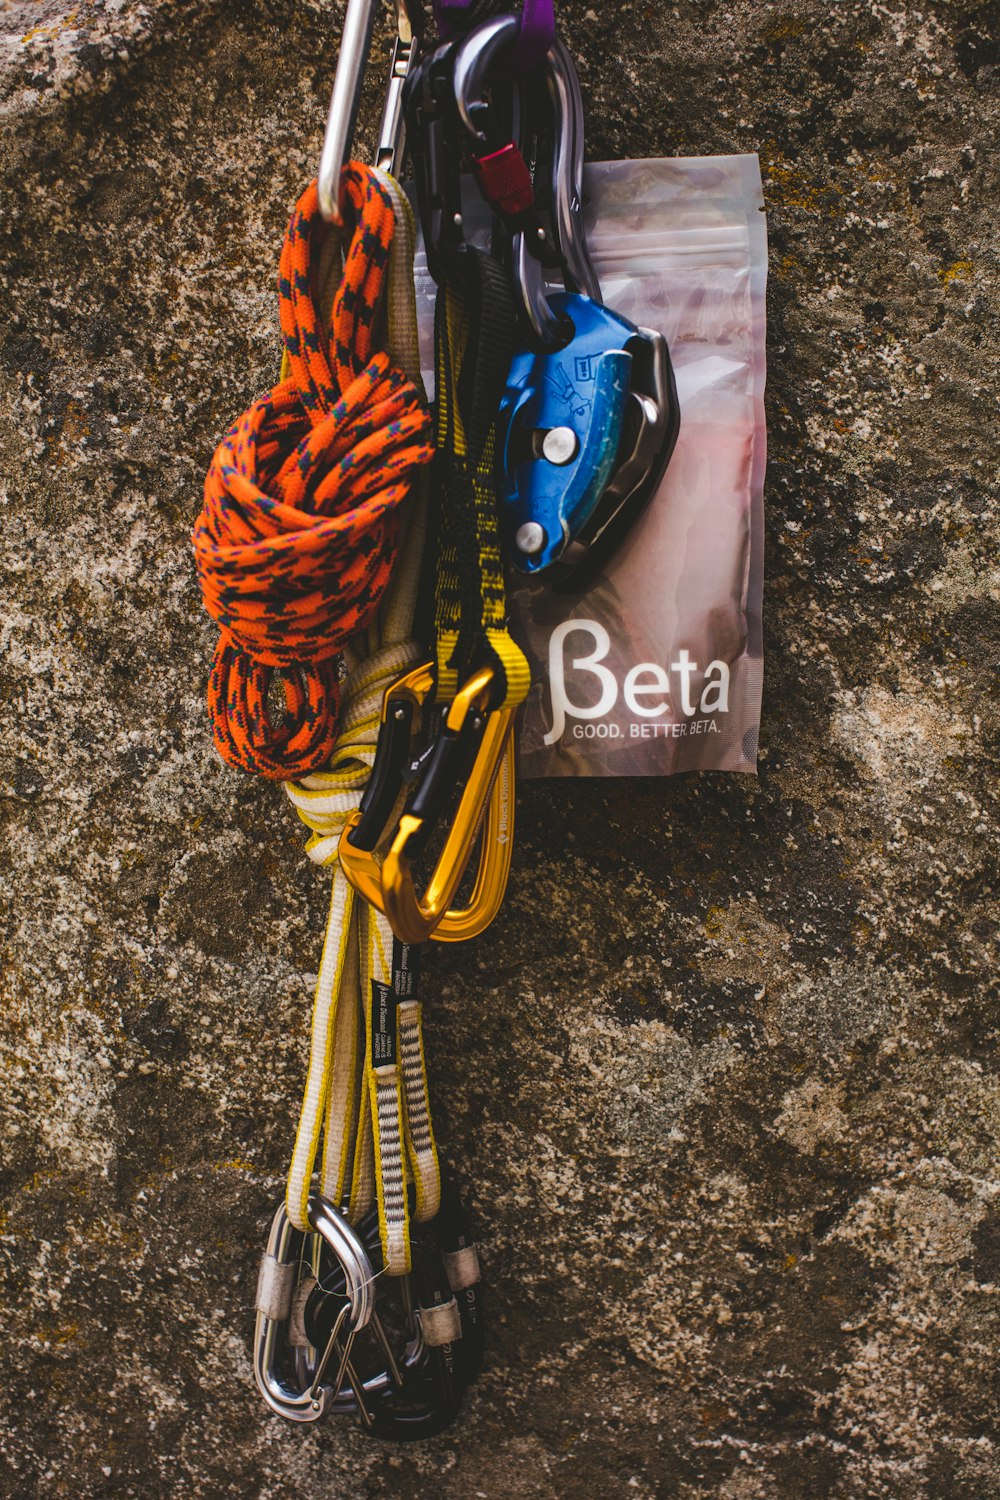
[1,1,998,1497]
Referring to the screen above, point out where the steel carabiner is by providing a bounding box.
[254,1191,380,1424]
[318,0,424,223]
[545,36,600,303]
[451,13,569,347]
[255,1186,483,1435]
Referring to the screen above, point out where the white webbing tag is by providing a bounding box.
[443,1244,481,1291]
[417,1297,461,1347]
[255,1254,296,1321]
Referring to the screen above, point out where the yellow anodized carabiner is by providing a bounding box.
[338,663,515,943]
[433,725,513,944]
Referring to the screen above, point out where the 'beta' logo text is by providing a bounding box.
[544,619,731,746]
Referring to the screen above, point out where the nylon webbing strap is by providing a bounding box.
[433,249,531,708]
[282,172,441,1274]
[362,908,409,1274]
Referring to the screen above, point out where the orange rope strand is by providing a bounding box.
[193,167,433,780]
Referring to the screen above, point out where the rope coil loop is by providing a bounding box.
[193,167,434,780]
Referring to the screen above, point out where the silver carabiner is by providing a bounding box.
[254,1191,377,1424]
[375,0,420,179]
[453,14,564,345]
[453,12,520,143]
[546,37,600,304]
[318,0,421,223]
[452,18,599,345]
[254,1192,436,1426]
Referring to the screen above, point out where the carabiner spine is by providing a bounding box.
[318,0,423,222]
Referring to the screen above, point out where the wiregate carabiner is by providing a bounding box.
[338,662,516,942]
[254,1184,484,1433]
[319,0,424,222]
[254,1191,379,1424]
[316,1187,482,1439]
[255,1194,462,1432]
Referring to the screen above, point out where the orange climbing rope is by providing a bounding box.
[193,167,434,780]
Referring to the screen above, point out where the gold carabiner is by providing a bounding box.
[337,661,434,910]
[381,667,514,944]
[338,663,515,943]
[433,728,514,943]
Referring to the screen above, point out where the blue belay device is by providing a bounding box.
[499,292,634,573]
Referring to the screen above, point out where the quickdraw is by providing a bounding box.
[193,0,681,1439]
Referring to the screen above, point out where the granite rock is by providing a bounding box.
[0,2,997,1496]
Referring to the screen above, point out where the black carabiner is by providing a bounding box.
[369,1185,484,1440]
[404,38,468,284]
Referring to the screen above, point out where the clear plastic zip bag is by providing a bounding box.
[413,154,767,777]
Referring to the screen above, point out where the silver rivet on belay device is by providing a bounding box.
[541,426,578,465]
[515,521,547,555]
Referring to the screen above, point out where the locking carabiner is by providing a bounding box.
[403,36,468,283]
[545,36,600,303]
[338,662,515,942]
[451,12,570,347]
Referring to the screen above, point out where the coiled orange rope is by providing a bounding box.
[193,167,434,780]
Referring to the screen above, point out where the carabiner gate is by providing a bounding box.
[381,666,515,945]
[255,1186,483,1435]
